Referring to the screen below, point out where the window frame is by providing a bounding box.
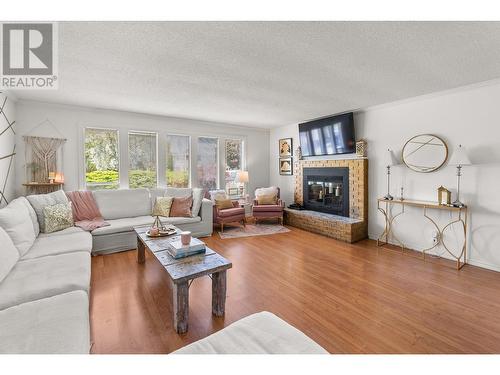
[196,135,220,190]
[165,132,192,188]
[224,138,245,194]
[83,127,121,191]
[126,130,159,189]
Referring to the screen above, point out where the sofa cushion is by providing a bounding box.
[0,251,90,310]
[0,291,90,354]
[173,311,328,354]
[26,190,69,233]
[165,187,192,198]
[21,230,92,260]
[37,226,86,238]
[191,188,204,217]
[91,215,201,236]
[0,227,19,283]
[218,207,245,218]
[93,188,151,220]
[161,216,201,225]
[148,188,166,212]
[20,197,40,236]
[0,197,36,256]
[91,215,154,236]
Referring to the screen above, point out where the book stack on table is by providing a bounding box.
[167,238,207,259]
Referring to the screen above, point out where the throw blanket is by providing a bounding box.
[66,191,110,231]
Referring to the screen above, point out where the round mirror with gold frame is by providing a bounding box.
[402,134,448,173]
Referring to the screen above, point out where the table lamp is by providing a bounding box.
[236,170,249,196]
[448,144,471,208]
[383,149,400,200]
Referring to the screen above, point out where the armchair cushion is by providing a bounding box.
[218,207,245,218]
[253,205,284,213]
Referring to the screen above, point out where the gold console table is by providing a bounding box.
[377,198,468,270]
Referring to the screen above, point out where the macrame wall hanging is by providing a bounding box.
[23,119,66,194]
[0,94,16,206]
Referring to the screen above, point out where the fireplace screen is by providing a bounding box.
[303,167,349,216]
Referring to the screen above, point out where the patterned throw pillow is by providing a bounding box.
[43,203,74,233]
[153,196,174,217]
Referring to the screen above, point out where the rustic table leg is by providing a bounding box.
[212,270,227,316]
[137,237,145,264]
[172,281,189,334]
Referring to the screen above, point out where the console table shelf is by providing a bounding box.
[377,198,468,270]
[23,182,64,195]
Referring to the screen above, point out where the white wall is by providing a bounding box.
[14,100,269,197]
[0,92,16,207]
[270,80,500,272]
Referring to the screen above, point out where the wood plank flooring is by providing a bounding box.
[89,226,500,354]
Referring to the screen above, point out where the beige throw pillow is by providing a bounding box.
[215,198,234,210]
[257,194,277,205]
[153,196,174,217]
[43,203,74,233]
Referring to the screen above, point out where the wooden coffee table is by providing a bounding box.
[134,226,232,334]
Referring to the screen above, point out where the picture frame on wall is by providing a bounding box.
[279,138,293,157]
[279,157,293,175]
[228,187,239,196]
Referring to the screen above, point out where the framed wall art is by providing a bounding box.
[279,138,293,158]
[279,157,293,176]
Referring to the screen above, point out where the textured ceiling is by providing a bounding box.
[12,21,500,128]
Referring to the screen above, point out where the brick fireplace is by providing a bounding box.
[284,158,368,243]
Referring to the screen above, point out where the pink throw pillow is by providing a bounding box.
[170,195,193,217]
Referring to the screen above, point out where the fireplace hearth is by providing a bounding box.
[286,158,368,243]
[303,167,349,217]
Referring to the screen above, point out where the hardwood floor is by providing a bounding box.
[90,226,500,354]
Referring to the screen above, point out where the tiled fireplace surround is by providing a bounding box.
[284,158,368,243]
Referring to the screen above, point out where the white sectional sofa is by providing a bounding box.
[91,188,213,254]
[0,187,212,353]
[0,197,92,354]
[173,311,328,354]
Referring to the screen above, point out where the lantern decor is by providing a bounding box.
[54,172,64,183]
[356,139,367,157]
[437,186,452,206]
[48,172,56,183]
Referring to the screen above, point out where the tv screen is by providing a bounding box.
[299,112,355,157]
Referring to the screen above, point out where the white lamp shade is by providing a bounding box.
[449,145,471,166]
[383,149,400,167]
[236,170,249,183]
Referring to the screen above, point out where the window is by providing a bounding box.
[224,139,243,193]
[84,128,120,190]
[128,131,157,188]
[166,134,190,187]
[197,137,218,190]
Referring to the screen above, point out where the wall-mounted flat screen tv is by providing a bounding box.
[298,112,355,157]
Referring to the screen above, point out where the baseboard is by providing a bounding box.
[367,233,500,273]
